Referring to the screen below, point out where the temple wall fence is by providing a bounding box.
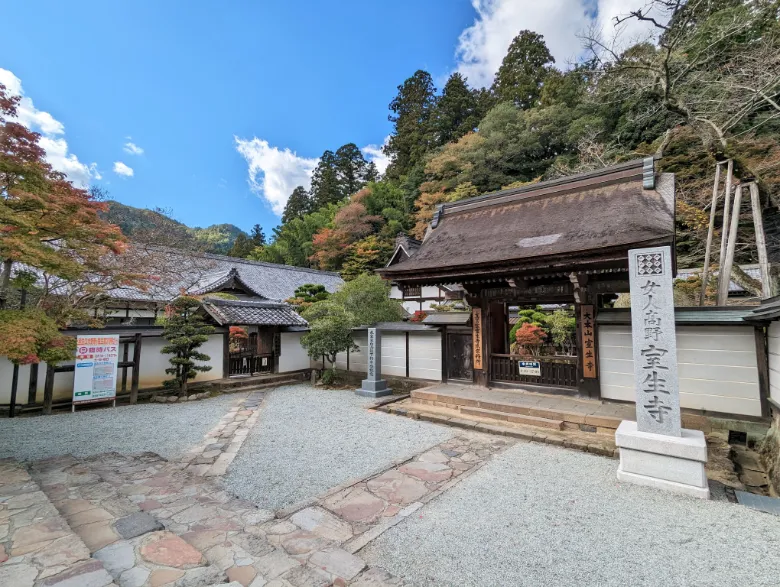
[310,329,443,382]
[599,324,762,417]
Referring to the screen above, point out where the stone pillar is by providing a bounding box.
[615,246,709,499]
[355,328,392,398]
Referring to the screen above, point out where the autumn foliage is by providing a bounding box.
[512,323,546,356]
[0,80,138,365]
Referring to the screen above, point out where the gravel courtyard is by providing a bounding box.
[0,393,240,461]
[361,440,780,587]
[223,384,455,510]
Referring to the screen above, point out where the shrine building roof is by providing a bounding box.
[379,158,675,284]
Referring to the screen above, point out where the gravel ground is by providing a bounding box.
[0,394,241,462]
[223,384,454,510]
[362,441,780,587]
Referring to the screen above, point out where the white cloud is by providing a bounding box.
[235,136,395,215]
[123,141,144,155]
[455,0,666,88]
[113,161,134,177]
[362,137,391,176]
[0,68,97,188]
[235,137,318,216]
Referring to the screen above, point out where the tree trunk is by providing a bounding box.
[0,259,13,310]
[731,265,762,297]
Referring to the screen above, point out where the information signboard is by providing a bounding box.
[73,335,120,409]
[518,360,541,376]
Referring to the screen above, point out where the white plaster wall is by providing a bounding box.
[599,324,761,417]
[279,332,310,373]
[0,333,224,405]
[381,333,407,377]
[768,321,780,404]
[389,285,403,299]
[409,332,442,381]
[331,331,441,381]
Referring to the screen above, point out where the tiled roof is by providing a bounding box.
[201,298,308,327]
[107,246,343,303]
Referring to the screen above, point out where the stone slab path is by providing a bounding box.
[0,387,519,587]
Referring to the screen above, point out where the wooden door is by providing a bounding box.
[447,332,473,381]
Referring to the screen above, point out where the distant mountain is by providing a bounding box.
[103,201,248,254]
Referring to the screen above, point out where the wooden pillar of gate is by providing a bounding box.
[572,274,600,399]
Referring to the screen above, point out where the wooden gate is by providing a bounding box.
[446,331,473,381]
[229,329,273,376]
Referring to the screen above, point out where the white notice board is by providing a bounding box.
[73,335,120,406]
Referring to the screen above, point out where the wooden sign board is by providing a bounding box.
[472,307,483,370]
[580,305,597,378]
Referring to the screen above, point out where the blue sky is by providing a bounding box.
[1,0,651,234]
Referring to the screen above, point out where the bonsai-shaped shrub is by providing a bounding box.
[509,307,548,343]
[161,296,215,397]
[286,283,330,313]
[511,323,546,356]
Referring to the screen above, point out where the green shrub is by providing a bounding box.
[321,368,337,386]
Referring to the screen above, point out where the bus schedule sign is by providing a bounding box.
[73,335,120,407]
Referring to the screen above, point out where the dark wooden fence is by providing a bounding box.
[489,354,578,388]
[228,352,273,376]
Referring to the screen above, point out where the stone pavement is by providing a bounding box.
[0,458,116,587]
[0,388,516,587]
[181,391,265,478]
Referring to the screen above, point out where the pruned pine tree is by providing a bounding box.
[161,296,215,398]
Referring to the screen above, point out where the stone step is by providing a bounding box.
[0,458,116,587]
[410,389,624,433]
[380,403,617,458]
[459,406,564,430]
[206,373,306,393]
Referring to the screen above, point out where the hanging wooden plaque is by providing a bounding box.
[581,305,597,378]
[472,307,483,370]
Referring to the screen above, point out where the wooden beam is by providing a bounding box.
[700,162,723,305]
[405,332,410,378]
[748,182,773,298]
[754,325,771,418]
[130,333,142,404]
[43,365,55,415]
[717,160,734,298]
[718,183,743,305]
[27,363,38,405]
[8,364,19,418]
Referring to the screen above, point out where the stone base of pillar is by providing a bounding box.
[355,379,392,398]
[615,420,710,500]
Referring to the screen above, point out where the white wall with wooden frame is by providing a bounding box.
[599,324,762,417]
[767,321,780,405]
[328,329,442,381]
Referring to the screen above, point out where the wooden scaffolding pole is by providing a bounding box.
[717,160,735,300]
[718,183,743,305]
[699,162,724,305]
[748,182,773,298]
